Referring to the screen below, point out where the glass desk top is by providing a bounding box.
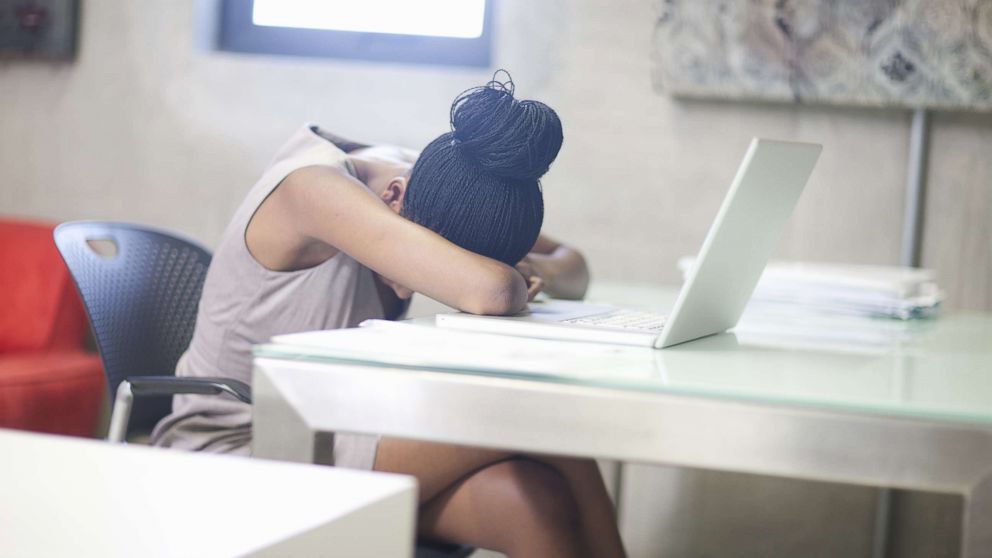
[254,283,992,427]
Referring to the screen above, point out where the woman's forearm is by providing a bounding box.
[286,165,529,316]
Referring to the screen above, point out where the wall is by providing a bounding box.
[1,2,988,556]
[1,1,989,310]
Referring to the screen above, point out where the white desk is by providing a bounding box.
[0,429,416,558]
[251,283,992,558]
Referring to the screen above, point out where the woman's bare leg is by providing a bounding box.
[373,437,515,502]
[374,437,626,557]
[417,458,586,557]
[539,455,626,558]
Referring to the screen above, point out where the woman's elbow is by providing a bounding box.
[463,267,528,315]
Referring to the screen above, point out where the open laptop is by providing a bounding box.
[436,138,822,349]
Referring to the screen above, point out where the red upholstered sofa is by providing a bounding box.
[0,218,105,437]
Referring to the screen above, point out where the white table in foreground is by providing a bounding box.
[252,284,992,558]
[0,429,416,558]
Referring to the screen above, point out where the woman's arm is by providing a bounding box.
[283,165,529,315]
[523,234,590,300]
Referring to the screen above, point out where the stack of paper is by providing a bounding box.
[268,320,661,380]
[679,258,942,320]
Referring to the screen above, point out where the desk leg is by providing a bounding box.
[610,462,624,518]
[962,473,992,558]
[252,367,321,463]
[871,489,893,558]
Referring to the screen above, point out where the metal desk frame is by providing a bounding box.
[252,357,992,558]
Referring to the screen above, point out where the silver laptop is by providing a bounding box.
[436,138,822,349]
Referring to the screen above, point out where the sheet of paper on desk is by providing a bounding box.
[270,320,662,380]
[678,257,943,319]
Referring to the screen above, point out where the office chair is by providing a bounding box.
[54,221,474,558]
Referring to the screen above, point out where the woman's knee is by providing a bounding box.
[490,458,582,532]
[417,458,587,557]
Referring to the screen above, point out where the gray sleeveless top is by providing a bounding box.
[151,124,385,454]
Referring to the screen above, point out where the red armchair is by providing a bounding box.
[0,218,105,436]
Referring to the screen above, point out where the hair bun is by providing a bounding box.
[449,71,563,182]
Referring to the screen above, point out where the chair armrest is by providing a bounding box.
[414,542,476,558]
[126,376,252,404]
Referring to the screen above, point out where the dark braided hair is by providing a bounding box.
[401,70,563,266]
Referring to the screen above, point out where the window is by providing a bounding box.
[219,0,493,67]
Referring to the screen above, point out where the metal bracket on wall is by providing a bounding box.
[900,108,931,268]
[874,106,933,558]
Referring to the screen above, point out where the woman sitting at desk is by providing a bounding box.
[152,72,624,557]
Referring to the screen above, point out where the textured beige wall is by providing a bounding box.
[923,111,992,312]
[1,0,988,310]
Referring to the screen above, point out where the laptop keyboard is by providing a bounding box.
[562,309,668,332]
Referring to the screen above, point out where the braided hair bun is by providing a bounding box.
[449,71,563,183]
[402,70,562,266]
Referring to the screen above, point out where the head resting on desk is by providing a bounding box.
[378,70,563,272]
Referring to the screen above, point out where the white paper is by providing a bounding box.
[270,320,663,380]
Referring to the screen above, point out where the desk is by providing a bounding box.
[0,428,416,557]
[251,284,992,558]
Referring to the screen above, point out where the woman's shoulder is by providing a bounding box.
[280,163,373,206]
[284,162,352,183]
[245,164,366,272]
[348,144,420,165]
[310,126,371,153]
[273,164,369,226]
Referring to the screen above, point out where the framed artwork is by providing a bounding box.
[652,0,992,111]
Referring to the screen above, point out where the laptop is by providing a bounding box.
[436,138,822,349]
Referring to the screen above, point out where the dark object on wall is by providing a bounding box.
[0,0,78,60]
[652,0,992,111]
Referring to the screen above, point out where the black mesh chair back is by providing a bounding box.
[53,221,211,432]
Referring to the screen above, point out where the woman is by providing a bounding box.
[152,73,625,557]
